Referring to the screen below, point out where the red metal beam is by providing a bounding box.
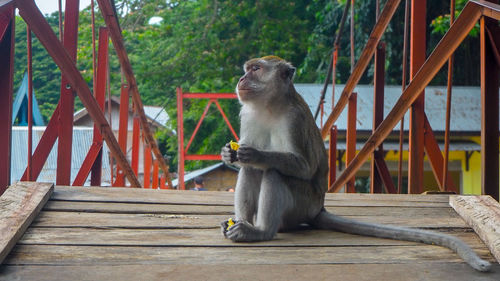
[442,0,456,193]
[152,159,159,189]
[21,105,59,181]
[328,1,482,193]
[27,25,33,180]
[97,0,173,189]
[423,116,457,192]
[114,82,129,187]
[182,93,237,99]
[56,0,79,185]
[74,27,108,186]
[90,27,109,186]
[73,142,103,186]
[177,87,185,190]
[346,93,357,193]
[185,155,221,161]
[160,175,166,189]
[328,126,337,188]
[17,0,141,187]
[131,112,140,175]
[0,6,14,195]
[374,157,397,194]
[214,100,239,141]
[408,0,426,194]
[185,100,213,153]
[371,43,385,194]
[0,0,15,14]
[144,144,152,188]
[480,14,499,201]
[332,48,338,111]
[321,0,401,139]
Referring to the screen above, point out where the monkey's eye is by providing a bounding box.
[251,65,260,71]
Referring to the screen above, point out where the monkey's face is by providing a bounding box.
[236,59,271,101]
[236,57,295,103]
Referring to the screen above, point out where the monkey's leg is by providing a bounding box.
[234,167,262,223]
[227,169,292,242]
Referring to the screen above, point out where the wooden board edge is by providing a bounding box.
[450,195,500,264]
[0,182,54,264]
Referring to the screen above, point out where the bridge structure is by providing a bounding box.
[0,0,500,279]
[0,0,173,194]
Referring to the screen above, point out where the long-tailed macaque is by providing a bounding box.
[220,56,491,272]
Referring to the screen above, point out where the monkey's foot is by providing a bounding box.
[224,221,269,242]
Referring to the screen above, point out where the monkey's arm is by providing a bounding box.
[237,145,316,180]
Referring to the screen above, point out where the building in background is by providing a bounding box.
[296,84,487,194]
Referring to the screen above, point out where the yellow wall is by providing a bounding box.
[461,151,481,195]
[336,144,490,195]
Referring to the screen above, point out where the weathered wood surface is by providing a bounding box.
[1,185,499,281]
[50,186,452,206]
[0,182,53,264]
[450,195,500,263]
[0,263,498,281]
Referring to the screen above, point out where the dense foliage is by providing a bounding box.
[13,0,479,172]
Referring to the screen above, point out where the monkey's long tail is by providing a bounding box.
[312,209,491,272]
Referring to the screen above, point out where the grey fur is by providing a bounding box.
[220,57,491,272]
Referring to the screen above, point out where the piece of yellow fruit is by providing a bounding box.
[230,140,240,151]
[227,218,235,230]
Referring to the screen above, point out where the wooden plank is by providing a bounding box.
[450,195,500,263]
[43,201,457,217]
[0,182,53,264]
[31,211,469,229]
[2,263,499,281]
[4,244,495,265]
[50,186,451,205]
[18,228,486,248]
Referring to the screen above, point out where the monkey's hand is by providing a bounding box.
[237,145,264,167]
[221,143,237,164]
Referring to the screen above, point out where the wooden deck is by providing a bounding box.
[1,182,499,280]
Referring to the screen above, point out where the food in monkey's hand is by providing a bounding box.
[227,141,239,163]
[229,140,240,151]
[222,218,238,235]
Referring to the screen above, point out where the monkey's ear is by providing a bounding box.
[281,65,296,81]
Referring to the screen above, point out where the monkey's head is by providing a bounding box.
[236,56,296,104]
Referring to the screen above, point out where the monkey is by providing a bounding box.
[220,56,491,272]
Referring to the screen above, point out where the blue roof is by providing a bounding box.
[12,72,45,126]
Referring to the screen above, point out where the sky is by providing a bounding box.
[35,0,92,15]
[33,1,163,24]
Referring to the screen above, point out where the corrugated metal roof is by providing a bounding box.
[11,126,111,185]
[73,98,169,128]
[295,84,488,132]
[334,141,480,151]
[144,105,169,126]
[171,162,239,187]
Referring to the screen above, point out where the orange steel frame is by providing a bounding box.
[322,0,499,200]
[0,0,173,194]
[176,88,239,190]
[1,1,499,201]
